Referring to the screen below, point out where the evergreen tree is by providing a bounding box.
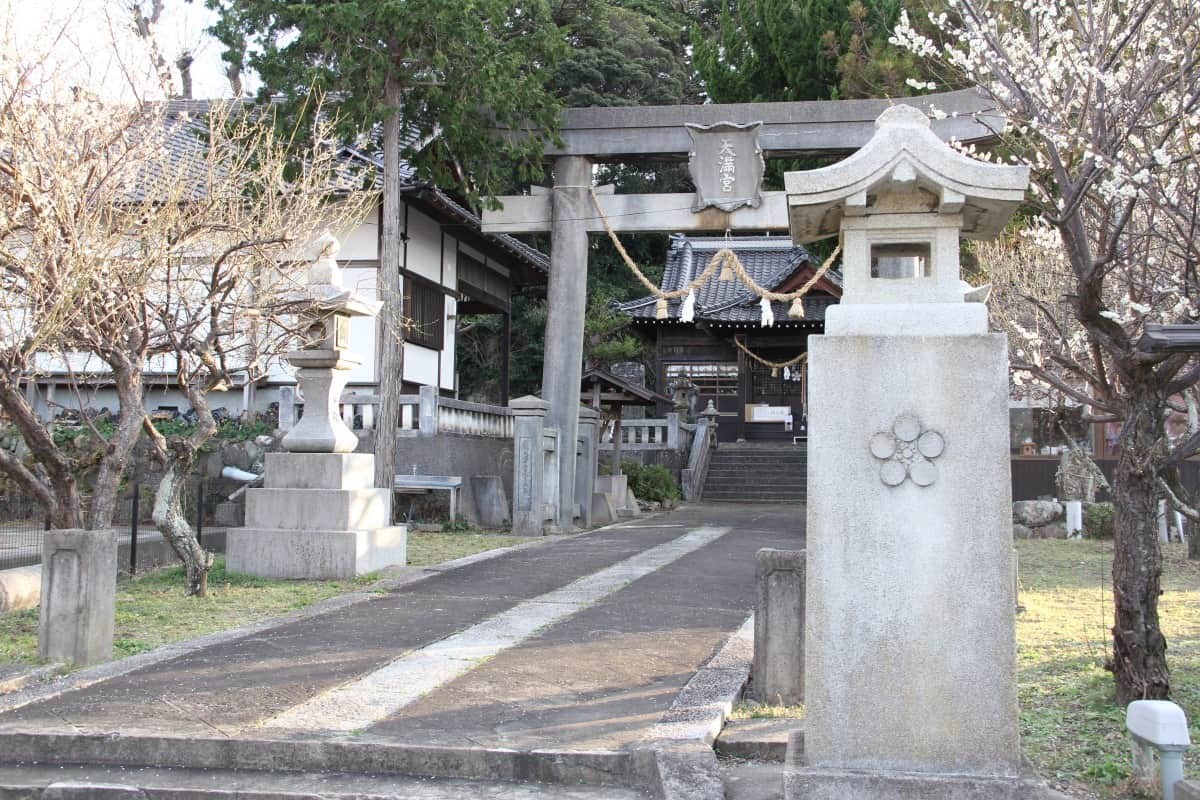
[692,0,926,102]
[206,0,564,484]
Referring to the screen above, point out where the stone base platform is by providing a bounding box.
[226,526,406,579]
[784,766,1067,800]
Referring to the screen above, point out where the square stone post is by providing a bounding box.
[39,529,116,665]
[576,406,601,526]
[278,385,296,432]
[541,156,593,532]
[542,427,561,531]
[510,396,549,535]
[753,548,806,707]
[418,384,438,437]
[665,412,681,450]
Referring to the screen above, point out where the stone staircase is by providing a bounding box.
[700,442,807,504]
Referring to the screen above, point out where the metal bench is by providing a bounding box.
[393,475,463,524]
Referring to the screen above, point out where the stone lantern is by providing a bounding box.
[282,231,381,454]
[226,232,406,579]
[782,106,1055,798]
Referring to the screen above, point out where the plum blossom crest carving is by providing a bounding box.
[869,414,945,487]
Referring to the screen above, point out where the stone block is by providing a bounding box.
[1012,524,1033,540]
[596,474,628,510]
[213,501,243,528]
[753,548,805,706]
[784,766,1058,800]
[591,492,618,525]
[1012,500,1063,527]
[262,452,375,490]
[245,487,390,531]
[806,334,1020,775]
[1177,780,1200,800]
[1033,522,1068,539]
[471,475,509,528]
[0,565,42,613]
[39,529,117,665]
[226,526,406,579]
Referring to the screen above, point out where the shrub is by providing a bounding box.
[620,460,680,504]
[1083,502,1115,540]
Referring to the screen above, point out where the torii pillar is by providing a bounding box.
[542,156,592,530]
[484,91,1005,533]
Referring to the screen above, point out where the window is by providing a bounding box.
[666,363,738,396]
[403,278,445,350]
[871,242,931,279]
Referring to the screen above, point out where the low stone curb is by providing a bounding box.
[0,664,62,696]
[639,614,755,800]
[643,614,753,746]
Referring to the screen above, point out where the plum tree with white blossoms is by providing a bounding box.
[893,0,1200,702]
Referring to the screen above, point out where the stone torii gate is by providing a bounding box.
[483,89,1002,531]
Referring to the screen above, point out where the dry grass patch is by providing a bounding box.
[1016,539,1200,799]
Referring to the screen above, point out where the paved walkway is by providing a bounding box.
[0,502,803,797]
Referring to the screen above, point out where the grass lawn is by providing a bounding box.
[0,530,537,668]
[1017,539,1200,799]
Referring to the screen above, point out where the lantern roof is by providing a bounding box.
[785,105,1028,243]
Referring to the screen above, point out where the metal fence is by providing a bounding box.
[0,479,209,572]
[0,488,47,570]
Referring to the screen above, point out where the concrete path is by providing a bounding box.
[0,502,804,798]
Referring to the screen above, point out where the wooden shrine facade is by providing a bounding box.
[616,235,841,442]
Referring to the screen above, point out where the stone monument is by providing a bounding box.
[226,232,406,578]
[782,106,1057,798]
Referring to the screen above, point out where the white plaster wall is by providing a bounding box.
[337,206,379,260]
[405,208,443,283]
[442,237,458,287]
[343,267,378,384]
[403,343,440,386]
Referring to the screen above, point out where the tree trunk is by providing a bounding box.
[1111,388,1171,703]
[88,360,145,529]
[373,80,405,493]
[0,378,82,528]
[152,455,211,597]
[151,384,217,598]
[1190,523,1200,560]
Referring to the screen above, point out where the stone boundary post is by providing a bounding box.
[666,412,681,450]
[39,529,116,666]
[576,407,601,527]
[510,396,549,535]
[418,384,438,438]
[753,548,806,706]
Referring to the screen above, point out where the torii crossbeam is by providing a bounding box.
[483,89,1003,531]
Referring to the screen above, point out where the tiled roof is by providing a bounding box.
[147,101,546,273]
[615,235,840,324]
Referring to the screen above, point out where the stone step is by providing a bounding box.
[701,494,806,503]
[0,757,650,799]
[0,733,658,792]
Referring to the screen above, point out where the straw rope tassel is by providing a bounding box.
[788,296,806,319]
[718,250,735,281]
[655,297,668,320]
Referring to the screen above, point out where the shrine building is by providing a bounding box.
[614,234,842,443]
